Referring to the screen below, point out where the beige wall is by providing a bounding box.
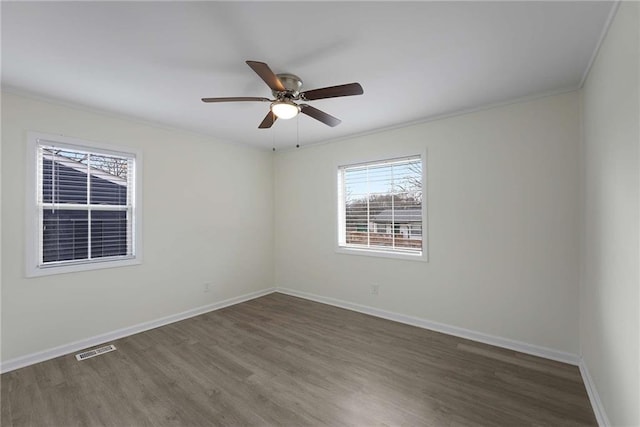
[1,92,274,361]
[4,9,639,421]
[274,92,581,355]
[581,2,640,425]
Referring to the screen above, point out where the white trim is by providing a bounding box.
[276,287,579,365]
[335,150,428,263]
[579,358,610,427]
[579,1,622,88]
[29,257,142,277]
[1,285,581,375]
[25,131,143,277]
[335,246,427,262]
[2,87,262,151]
[0,288,276,373]
[276,87,580,153]
[4,80,580,154]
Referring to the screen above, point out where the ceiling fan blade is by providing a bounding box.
[300,104,342,127]
[201,97,270,103]
[258,111,277,129]
[246,61,286,92]
[300,83,363,101]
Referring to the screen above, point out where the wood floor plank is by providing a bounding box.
[1,293,597,426]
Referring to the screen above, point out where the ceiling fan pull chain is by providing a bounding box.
[296,115,300,148]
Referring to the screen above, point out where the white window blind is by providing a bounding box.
[36,143,136,267]
[338,156,424,256]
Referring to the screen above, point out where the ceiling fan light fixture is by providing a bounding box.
[271,100,300,119]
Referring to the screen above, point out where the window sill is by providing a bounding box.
[26,257,141,278]
[336,246,428,262]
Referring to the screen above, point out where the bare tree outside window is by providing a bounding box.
[91,155,129,178]
[43,149,129,178]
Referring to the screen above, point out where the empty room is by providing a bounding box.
[1,1,638,426]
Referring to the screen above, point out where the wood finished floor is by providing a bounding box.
[1,293,596,426]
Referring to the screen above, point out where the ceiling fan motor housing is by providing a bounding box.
[274,73,303,99]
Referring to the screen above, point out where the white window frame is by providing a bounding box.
[25,132,143,277]
[336,152,428,262]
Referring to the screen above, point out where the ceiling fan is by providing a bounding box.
[202,60,364,129]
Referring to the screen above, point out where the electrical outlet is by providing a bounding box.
[371,284,380,296]
[203,283,211,293]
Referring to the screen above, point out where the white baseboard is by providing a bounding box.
[579,358,610,427]
[1,287,276,373]
[276,287,579,366]
[2,286,581,374]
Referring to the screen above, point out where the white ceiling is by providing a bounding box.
[2,1,615,150]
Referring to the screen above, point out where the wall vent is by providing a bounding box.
[75,344,116,361]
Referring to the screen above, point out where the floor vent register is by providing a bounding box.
[75,344,117,361]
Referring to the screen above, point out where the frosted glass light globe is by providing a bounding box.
[271,101,300,119]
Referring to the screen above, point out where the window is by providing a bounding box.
[337,155,426,260]
[26,132,142,276]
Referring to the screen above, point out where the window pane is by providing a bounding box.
[42,150,88,204]
[91,210,129,258]
[89,155,129,205]
[42,210,88,262]
[340,156,423,254]
[31,135,139,275]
